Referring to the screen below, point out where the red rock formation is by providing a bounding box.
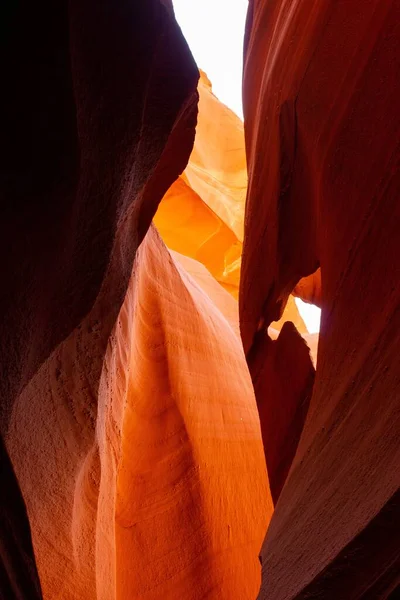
[241,0,400,597]
[2,7,273,599]
[3,0,397,597]
[155,173,242,297]
[293,269,322,308]
[0,437,43,598]
[153,68,315,509]
[155,70,309,341]
[155,71,246,297]
[0,1,198,597]
[7,225,272,599]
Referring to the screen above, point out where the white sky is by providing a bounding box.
[174,0,247,118]
[173,0,321,333]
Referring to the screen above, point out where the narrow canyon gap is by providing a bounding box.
[1,0,399,599]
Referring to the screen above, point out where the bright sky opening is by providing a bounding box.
[173,0,321,334]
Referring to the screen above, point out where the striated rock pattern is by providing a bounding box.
[154,71,246,297]
[1,1,198,597]
[2,0,398,598]
[7,226,272,599]
[241,0,400,597]
[2,4,273,600]
[155,172,242,297]
[153,69,316,509]
[155,71,308,338]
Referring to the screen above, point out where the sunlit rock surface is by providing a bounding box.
[1,1,198,597]
[154,71,309,337]
[242,0,400,597]
[293,269,322,308]
[154,68,317,509]
[7,226,272,599]
[2,0,397,598]
[154,71,246,297]
[2,4,274,600]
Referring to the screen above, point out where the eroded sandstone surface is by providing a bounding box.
[1,1,399,599]
[242,0,400,597]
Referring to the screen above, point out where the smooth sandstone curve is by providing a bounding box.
[241,0,400,597]
[0,1,198,596]
[7,226,272,600]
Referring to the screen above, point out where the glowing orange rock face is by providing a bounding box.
[155,71,308,336]
[154,69,315,510]
[154,71,245,297]
[242,0,400,597]
[3,17,278,594]
[185,72,247,243]
[115,228,271,599]
[0,2,198,597]
[7,226,272,600]
[155,172,242,297]
[294,269,322,309]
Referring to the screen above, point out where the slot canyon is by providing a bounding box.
[0,1,399,599]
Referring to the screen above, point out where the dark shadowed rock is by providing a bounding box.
[0,1,198,597]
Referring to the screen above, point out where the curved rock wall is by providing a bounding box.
[1,1,198,596]
[241,0,400,597]
[2,0,399,598]
[7,226,272,599]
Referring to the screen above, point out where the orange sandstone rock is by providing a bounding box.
[154,67,314,510]
[154,174,241,297]
[7,227,272,600]
[293,269,322,308]
[171,251,241,337]
[155,70,308,341]
[154,71,246,297]
[242,0,400,597]
[186,71,247,242]
[0,1,198,597]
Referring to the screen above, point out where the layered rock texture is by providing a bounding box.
[154,71,309,335]
[1,1,198,597]
[7,224,272,599]
[1,3,275,599]
[1,0,399,599]
[241,0,400,597]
